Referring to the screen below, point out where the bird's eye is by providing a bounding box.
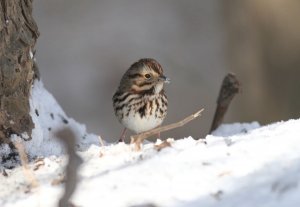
[145,74,151,79]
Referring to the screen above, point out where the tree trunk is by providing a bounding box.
[0,0,39,144]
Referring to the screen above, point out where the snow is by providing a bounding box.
[0,80,99,167]
[211,121,260,137]
[1,80,300,207]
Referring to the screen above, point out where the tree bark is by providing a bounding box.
[0,0,39,144]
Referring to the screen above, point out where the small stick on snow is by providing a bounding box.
[13,141,39,188]
[131,108,204,150]
[210,73,240,133]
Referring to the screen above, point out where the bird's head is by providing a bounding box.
[120,58,170,94]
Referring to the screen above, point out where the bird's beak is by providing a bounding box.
[159,75,170,84]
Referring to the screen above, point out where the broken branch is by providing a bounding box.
[210,73,240,133]
[131,108,204,150]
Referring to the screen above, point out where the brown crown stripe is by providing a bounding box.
[145,60,163,74]
[130,58,163,75]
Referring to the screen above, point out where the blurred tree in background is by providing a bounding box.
[223,0,300,123]
[224,0,300,123]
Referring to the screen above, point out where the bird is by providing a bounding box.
[113,58,170,142]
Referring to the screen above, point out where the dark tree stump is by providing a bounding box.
[210,73,240,133]
[0,0,39,144]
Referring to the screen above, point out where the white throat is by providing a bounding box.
[154,82,163,94]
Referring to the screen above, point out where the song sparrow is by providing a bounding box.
[113,58,170,142]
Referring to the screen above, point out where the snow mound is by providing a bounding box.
[27,80,100,157]
[0,80,100,164]
[211,121,260,137]
[1,117,300,207]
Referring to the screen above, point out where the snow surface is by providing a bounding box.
[1,81,300,207]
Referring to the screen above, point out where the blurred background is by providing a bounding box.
[33,0,300,142]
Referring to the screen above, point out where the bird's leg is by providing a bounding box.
[156,125,161,139]
[118,128,127,143]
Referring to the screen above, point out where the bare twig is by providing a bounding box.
[13,141,39,188]
[131,108,204,150]
[210,73,240,133]
[56,128,83,207]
